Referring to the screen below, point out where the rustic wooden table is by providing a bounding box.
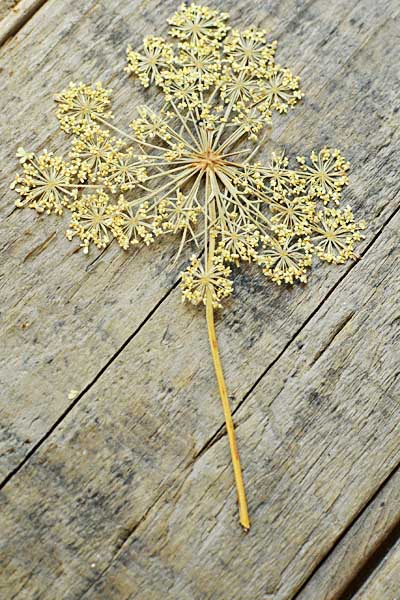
[1,1,399,598]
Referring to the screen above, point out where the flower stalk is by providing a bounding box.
[206,185,250,529]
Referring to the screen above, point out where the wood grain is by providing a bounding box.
[0,0,194,479]
[0,0,399,598]
[296,467,400,599]
[0,0,47,46]
[1,188,398,600]
[1,0,398,480]
[81,210,400,600]
[353,542,400,600]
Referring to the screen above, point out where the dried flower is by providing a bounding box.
[11,150,76,214]
[181,255,233,308]
[297,148,350,204]
[312,207,366,263]
[168,3,229,45]
[55,81,113,133]
[11,3,366,532]
[126,36,174,87]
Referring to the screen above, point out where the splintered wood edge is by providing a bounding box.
[0,0,48,47]
[296,465,400,599]
[352,541,400,600]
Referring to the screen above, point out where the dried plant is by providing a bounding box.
[12,3,366,530]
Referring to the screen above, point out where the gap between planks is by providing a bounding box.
[2,198,399,494]
[1,198,399,597]
[0,0,48,47]
[339,518,400,599]
[293,462,400,600]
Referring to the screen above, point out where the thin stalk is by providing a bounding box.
[205,183,250,531]
[205,294,250,531]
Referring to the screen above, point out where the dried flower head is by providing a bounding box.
[55,81,113,133]
[11,3,366,531]
[11,150,76,214]
[168,2,229,45]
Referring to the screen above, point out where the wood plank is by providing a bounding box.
[0,0,196,479]
[0,0,399,598]
[85,210,400,600]
[296,466,400,599]
[353,543,400,600]
[1,182,398,600]
[0,0,47,47]
[0,0,398,482]
[0,1,19,24]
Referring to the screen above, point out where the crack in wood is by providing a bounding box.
[292,461,400,600]
[0,276,181,489]
[309,310,355,367]
[78,470,192,599]
[22,230,56,262]
[0,0,49,47]
[193,196,400,464]
[79,488,166,599]
[85,240,114,272]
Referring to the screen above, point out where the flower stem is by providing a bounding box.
[205,292,251,532]
[204,173,250,530]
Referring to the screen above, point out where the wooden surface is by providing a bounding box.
[353,543,400,600]
[297,467,400,599]
[0,0,399,599]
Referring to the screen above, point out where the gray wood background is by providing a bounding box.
[0,0,399,598]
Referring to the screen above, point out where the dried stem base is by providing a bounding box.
[206,292,250,531]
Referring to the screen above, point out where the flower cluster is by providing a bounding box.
[12,2,366,307]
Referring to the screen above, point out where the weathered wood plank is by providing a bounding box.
[0,0,195,479]
[0,1,19,23]
[353,542,400,600]
[0,0,398,482]
[86,210,400,600]
[1,188,398,600]
[296,466,400,599]
[0,0,399,598]
[0,0,47,46]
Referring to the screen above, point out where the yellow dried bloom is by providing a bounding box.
[105,150,148,192]
[220,68,261,108]
[168,3,229,46]
[69,127,119,182]
[297,147,350,204]
[125,36,174,87]
[129,106,171,141]
[224,27,277,71]
[55,82,113,133]
[177,44,222,88]
[269,193,315,234]
[11,150,75,214]
[66,191,118,252]
[259,231,313,284]
[312,207,366,263]
[113,202,162,249]
[16,146,34,164]
[217,218,260,264]
[254,65,303,114]
[261,151,300,193]
[12,5,365,295]
[232,106,271,140]
[181,255,233,308]
[159,191,201,235]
